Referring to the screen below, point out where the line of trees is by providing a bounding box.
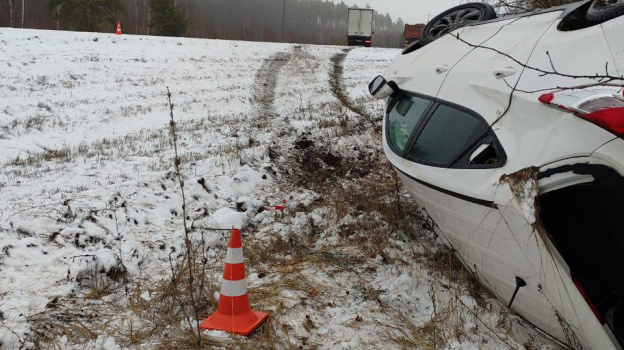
[0,0,408,47]
[47,0,126,32]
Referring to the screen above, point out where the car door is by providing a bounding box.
[384,95,509,271]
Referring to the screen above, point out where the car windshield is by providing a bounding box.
[387,94,431,152]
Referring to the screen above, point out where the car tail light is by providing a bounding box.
[366,40,371,43]
[579,96,624,112]
[538,93,554,104]
[572,275,605,325]
[538,86,624,138]
[581,108,624,137]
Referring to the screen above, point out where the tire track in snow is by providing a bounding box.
[252,51,293,128]
[330,49,373,120]
[266,46,379,191]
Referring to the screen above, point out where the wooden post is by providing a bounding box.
[147,4,151,36]
[9,0,13,27]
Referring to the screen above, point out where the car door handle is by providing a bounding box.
[435,65,449,74]
[493,67,517,79]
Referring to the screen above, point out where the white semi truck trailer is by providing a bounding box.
[347,8,374,47]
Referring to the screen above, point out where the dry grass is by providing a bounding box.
[121,246,222,349]
[26,244,220,348]
[1,112,258,182]
[11,146,72,166]
[297,156,423,262]
[9,114,47,132]
[28,298,113,348]
[77,259,128,299]
[379,267,520,350]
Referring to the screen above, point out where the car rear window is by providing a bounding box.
[387,94,431,153]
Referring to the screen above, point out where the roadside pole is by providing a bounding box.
[282,0,286,42]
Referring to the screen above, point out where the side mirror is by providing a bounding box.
[369,75,395,99]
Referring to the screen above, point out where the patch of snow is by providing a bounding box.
[520,178,538,224]
[205,207,246,230]
[140,291,152,301]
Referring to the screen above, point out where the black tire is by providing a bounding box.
[420,3,497,47]
[586,0,624,22]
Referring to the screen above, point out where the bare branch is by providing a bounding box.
[452,33,623,83]
[449,32,623,126]
[166,87,202,345]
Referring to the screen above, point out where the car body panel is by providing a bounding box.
[492,92,617,168]
[386,145,504,205]
[515,15,620,93]
[384,18,518,98]
[437,11,562,124]
[592,138,624,173]
[601,15,624,76]
[486,15,619,167]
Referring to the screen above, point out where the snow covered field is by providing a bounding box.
[0,28,561,349]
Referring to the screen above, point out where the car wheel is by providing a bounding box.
[420,3,497,47]
[586,0,624,22]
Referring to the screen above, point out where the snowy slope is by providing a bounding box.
[0,28,561,350]
[0,29,289,162]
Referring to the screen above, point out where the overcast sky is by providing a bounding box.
[335,0,464,25]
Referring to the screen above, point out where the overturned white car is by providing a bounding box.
[370,1,624,349]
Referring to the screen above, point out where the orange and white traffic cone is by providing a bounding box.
[200,228,268,336]
[115,21,122,35]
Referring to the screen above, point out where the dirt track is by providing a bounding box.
[329,49,373,120]
[252,51,292,128]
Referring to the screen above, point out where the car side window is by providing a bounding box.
[387,94,431,153]
[408,104,489,167]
